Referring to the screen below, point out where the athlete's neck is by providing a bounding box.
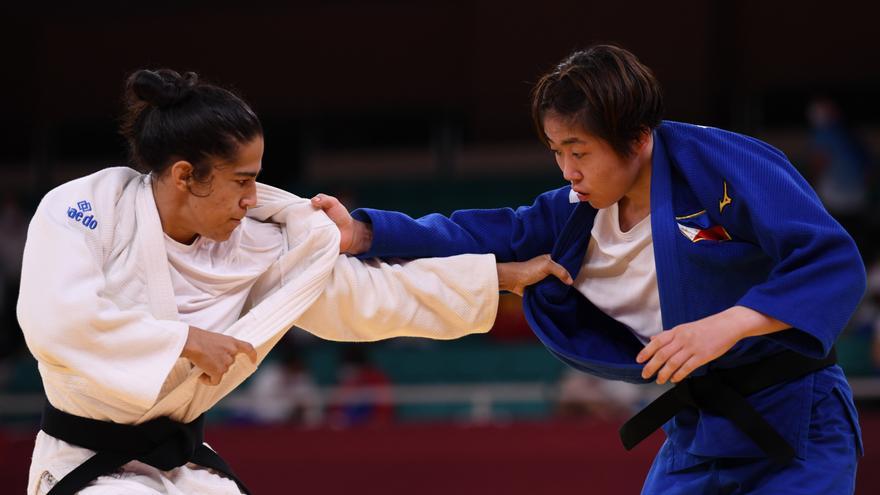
[151,175,199,245]
[618,135,653,231]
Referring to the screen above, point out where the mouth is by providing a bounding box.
[573,190,590,201]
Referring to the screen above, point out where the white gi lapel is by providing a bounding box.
[136,175,179,321]
[134,175,195,419]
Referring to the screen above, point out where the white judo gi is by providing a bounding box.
[17,167,499,494]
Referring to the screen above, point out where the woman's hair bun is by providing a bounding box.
[127,69,198,108]
[120,67,262,177]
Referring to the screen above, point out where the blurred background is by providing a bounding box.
[2,1,880,493]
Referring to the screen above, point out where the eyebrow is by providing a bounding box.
[233,171,260,178]
[546,136,587,145]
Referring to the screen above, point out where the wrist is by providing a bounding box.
[181,326,200,360]
[724,306,789,340]
[496,263,508,292]
[352,220,373,254]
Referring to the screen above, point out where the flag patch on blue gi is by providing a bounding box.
[675,210,731,242]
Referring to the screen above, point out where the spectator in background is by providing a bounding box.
[806,97,876,253]
[327,346,393,428]
[874,322,880,372]
[488,294,534,341]
[867,261,880,371]
[556,368,643,421]
[240,338,322,426]
[0,191,28,359]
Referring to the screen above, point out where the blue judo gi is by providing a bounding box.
[353,121,866,493]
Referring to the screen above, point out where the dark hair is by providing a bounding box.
[119,69,263,191]
[531,44,663,157]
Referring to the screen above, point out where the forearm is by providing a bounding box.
[350,207,540,261]
[295,254,499,341]
[719,305,791,340]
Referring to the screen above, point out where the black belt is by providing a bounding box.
[40,402,250,495]
[619,348,837,464]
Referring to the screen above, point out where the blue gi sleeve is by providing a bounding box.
[351,186,574,262]
[666,123,866,358]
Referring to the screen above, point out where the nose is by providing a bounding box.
[240,184,258,209]
[560,156,582,183]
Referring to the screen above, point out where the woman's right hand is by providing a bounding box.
[181,326,258,385]
[311,193,372,255]
[497,254,573,296]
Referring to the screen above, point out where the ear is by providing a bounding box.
[168,160,195,192]
[631,128,653,156]
[636,128,652,149]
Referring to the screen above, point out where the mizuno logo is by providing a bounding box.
[67,200,98,230]
[719,181,732,213]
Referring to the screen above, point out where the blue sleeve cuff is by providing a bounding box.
[350,207,471,259]
[351,207,400,259]
[736,296,832,359]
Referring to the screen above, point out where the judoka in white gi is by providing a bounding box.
[17,69,570,494]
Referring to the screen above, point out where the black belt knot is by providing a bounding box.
[135,415,204,471]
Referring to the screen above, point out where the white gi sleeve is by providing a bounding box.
[293,254,499,341]
[17,198,188,410]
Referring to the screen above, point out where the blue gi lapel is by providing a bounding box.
[523,196,648,382]
[650,131,686,331]
[550,202,596,287]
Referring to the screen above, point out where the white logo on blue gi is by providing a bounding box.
[67,200,98,230]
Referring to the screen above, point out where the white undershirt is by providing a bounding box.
[164,217,284,331]
[573,202,662,344]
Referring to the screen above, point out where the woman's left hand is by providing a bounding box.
[636,306,789,384]
[636,320,740,384]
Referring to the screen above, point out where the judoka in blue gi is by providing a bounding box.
[313,45,866,494]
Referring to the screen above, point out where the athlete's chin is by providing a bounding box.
[587,197,612,209]
[205,229,235,242]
